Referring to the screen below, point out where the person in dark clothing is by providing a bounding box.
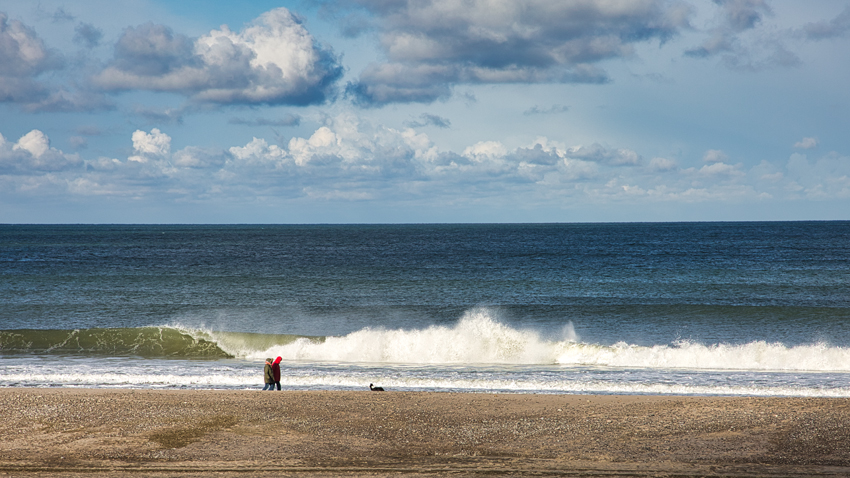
[262,358,274,390]
[272,356,282,391]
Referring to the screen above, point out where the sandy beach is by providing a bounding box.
[2,389,850,477]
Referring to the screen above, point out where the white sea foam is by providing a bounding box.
[5,368,850,397]
[236,309,576,364]
[4,325,850,396]
[555,340,850,371]
[194,309,850,372]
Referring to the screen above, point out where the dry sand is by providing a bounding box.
[2,388,850,477]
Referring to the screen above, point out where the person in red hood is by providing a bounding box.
[272,356,282,391]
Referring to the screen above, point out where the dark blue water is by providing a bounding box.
[3,222,848,342]
[2,222,849,395]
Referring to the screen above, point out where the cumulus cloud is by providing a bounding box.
[221,115,660,198]
[649,157,678,171]
[79,128,226,184]
[229,137,287,164]
[699,161,743,177]
[703,149,728,163]
[76,128,230,190]
[794,137,819,149]
[463,141,508,162]
[3,118,849,209]
[0,12,63,104]
[13,130,51,157]
[133,128,171,156]
[93,8,343,106]
[129,128,171,163]
[286,116,421,176]
[0,130,82,173]
[342,0,692,105]
[226,114,425,184]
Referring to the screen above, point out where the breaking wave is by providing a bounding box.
[4,309,850,372]
[236,309,850,373]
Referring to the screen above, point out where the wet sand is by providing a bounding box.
[2,389,850,477]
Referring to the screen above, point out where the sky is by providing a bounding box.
[1,0,849,224]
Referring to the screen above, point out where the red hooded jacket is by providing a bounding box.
[272,356,282,382]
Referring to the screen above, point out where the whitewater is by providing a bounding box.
[197,309,850,372]
[4,309,850,396]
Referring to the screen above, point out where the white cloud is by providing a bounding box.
[0,129,82,172]
[699,161,743,177]
[649,157,678,171]
[463,141,508,162]
[287,127,340,167]
[225,113,425,182]
[229,137,287,163]
[13,130,50,158]
[93,8,343,106]
[2,115,848,214]
[131,128,171,157]
[66,177,127,196]
[793,137,819,149]
[702,149,728,163]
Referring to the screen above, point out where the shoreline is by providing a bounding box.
[2,388,850,477]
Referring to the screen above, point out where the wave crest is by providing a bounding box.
[255,308,576,364]
[248,309,850,372]
[5,310,850,373]
[556,340,850,371]
[0,327,231,358]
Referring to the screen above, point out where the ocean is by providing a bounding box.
[1,222,849,396]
